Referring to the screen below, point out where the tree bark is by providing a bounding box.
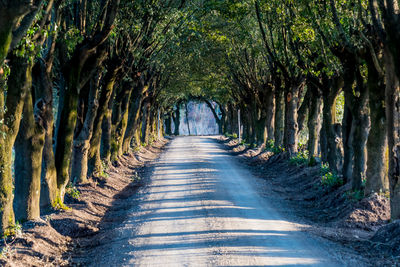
[71,75,100,184]
[54,0,119,201]
[350,71,369,191]
[255,109,267,146]
[365,56,388,195]
[173,103,181,135]
[274,88,285,147]
[141,100,151,144]
[342,104,354,183]
[32,60,58,211]
[307,84,322,161]
[385,50,400,219]
[0,55,32,233]
[164,113,172,135]
[14,82,45,222]
[122,83,148,153]
[265,90,275,142]
[110,81,133,162]
[100,88,114,164]
[284,80,303,155]
[340,57,357,184]
[185,102,191,135]
[321,75,343,173]
[88,64,119,176]
[0,3,35,63]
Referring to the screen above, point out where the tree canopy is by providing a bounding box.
[0,0,400,237]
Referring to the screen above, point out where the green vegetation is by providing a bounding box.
[265,140,285,155]
[65,184,81,200]
[131,173,141,182]
[289,151,309,166]
[345,190,364,203]
[320,163,343,188]
[225,133,238,139]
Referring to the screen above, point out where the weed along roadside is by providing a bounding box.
[0,139,168,266]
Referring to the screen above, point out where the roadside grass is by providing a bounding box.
[289,150,309,166]
[66,183,81,200]
[320,163,343,189]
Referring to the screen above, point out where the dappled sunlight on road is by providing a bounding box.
[93,137,342,267]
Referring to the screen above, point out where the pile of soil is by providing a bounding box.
[219,136,398,265]
[0,138,168,266]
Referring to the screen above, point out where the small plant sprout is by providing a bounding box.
[131,172,141,182]
[289,151,309,166]
[66,183,81,200]
[320,163,343,188]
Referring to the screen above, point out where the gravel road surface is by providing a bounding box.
[93,136,350,266]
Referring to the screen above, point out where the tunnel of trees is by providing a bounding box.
[0,0,400,236]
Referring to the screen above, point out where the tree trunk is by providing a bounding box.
[341,62,357,184]
[88,73,117,176]
[0,6,31,63]
[0,18,14,64]
[122,84,147,152]
[88,59,121,176]
[274,88,284,147]
[321,75,343,173]
[111,81,133,161]
[55,21,114,201]
[141,101,151,144]
[100,84,115,164]
[248,106,256,146]
[0,55,32,233]
[55,70,79,199]
[350,71,369,191]
[14,84,45,222]
[227,103,235,135]
[173,103,181,135]
[32,60,58,211]
[185,102,191,135]
[297,89,310,133]
[385,50,400,219]
[221,105,228,134]
[342,102,354,184]
[255,109,267,146]
[307,85,322,162]
[265,90,275,141]
[164,113,172,135]
[71,75,100,184]
[284,81,302,155]
[365,58,388,195]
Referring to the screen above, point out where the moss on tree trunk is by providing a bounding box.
[32,60,58,211]
[0,55,33,233]
[88,71,117,177]
[71,77,100,184]
[14,76,45,221]
[55,72,79,200]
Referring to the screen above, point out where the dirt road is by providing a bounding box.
[92,136,353,266]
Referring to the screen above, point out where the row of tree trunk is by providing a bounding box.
[0,0,165,235]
